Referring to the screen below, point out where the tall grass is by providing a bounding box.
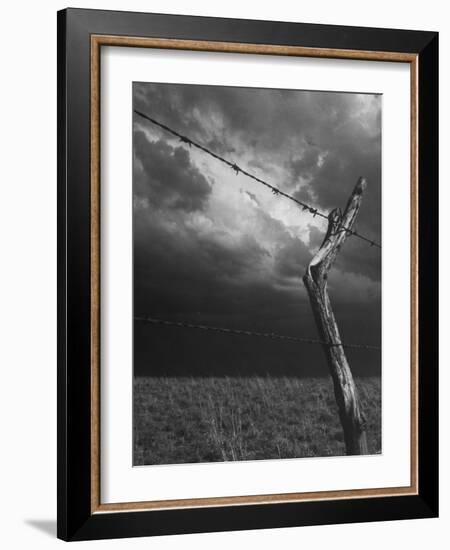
[133,376,381,465]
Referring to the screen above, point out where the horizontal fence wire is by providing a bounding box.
[134,109,381,249]
[135,316,381,351]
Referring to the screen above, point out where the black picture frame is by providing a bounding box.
[57,7,438,541]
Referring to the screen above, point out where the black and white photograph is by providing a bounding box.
[0,0,443,546]
[132,82,382,466]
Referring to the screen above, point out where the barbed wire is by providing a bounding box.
[134,109,381,249]
[135,316,381,351]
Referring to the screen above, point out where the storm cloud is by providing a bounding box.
[133,82,382,377]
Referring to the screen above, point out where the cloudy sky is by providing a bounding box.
[133,82,382,377]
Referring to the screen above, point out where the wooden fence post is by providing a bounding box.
[303,177,369,455]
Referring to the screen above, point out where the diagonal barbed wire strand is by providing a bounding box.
[135,316,381,351]
[134,109,381,249]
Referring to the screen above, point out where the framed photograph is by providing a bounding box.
[57,8,438,541]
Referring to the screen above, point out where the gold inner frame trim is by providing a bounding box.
[90,34,419,514]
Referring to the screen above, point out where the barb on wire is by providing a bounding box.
[135,316,381,351]
[134,109,381,249]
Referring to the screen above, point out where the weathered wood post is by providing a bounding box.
[303,177,368,455]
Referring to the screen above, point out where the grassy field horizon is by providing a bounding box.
[133,375,381,466]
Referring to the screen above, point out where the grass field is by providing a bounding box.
[133,376,381,465]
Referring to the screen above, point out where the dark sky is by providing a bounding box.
[133,82,381,377]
